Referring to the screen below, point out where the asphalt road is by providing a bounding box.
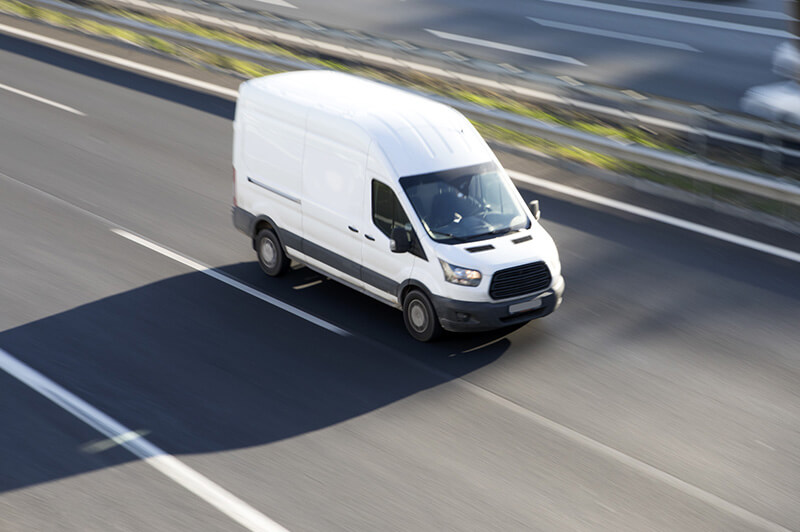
[1,20,800,532]
[179,0,793,110]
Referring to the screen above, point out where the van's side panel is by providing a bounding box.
[300,114,370,288]
[236,92,306,246]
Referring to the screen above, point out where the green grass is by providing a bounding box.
[0,0,278,76]
[1,0,796,222]
[0,0,689,154]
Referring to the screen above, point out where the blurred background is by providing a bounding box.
[1,0,798,530]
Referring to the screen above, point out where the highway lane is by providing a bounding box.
[0,186,256,531]
[172,0,792,109]
[2,24,800,531]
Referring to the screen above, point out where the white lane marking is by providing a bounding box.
[0,170,348,336]
[0,348,289,532]
[0,24,238,99]
[509,170,800,264]
[81,429,151,453]
[626,0,794,21]
[111,229,350,336]
[456,378,793,532]
[252,0,297,8]
[0,82,86,115]
[528,18,700,52]
[425,29,586,66]
[535,0,796,39]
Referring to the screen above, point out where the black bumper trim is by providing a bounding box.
[431,276,564,332]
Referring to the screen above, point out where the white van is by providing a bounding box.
[232,71,564,341]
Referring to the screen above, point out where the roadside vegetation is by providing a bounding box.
[2,0,797,222]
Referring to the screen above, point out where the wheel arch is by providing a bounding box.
[398,279,437,307]
[250,215,280,249]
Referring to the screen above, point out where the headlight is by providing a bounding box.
[439,259,482,287]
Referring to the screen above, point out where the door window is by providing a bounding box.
[372,180,426,260]
[372,180,411,237]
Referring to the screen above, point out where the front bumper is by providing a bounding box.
[431,276,564,332]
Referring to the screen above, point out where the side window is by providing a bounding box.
[372,180,410,237]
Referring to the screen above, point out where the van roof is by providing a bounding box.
[242,71,493,177]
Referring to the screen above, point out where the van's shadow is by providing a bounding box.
[0,262,522,492]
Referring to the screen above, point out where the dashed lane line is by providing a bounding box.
[0,347,290,532]
[0,170,349,337]
[0,81,86,115]
[528,18,700,52]
[111,229,350,336]
[626,0,794,21]
[536,0,796,39]
[425,28,586,66]
[0,23,238,98]
[252,0,296,8]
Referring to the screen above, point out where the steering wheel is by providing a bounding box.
[455,194,488,219]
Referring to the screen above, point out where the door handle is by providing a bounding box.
[348,226,359,233]
[365,234,375,241]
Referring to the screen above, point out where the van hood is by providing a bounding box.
[432,222,561,279]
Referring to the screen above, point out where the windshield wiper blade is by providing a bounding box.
[470,227,517,239]
[431,230,470,242]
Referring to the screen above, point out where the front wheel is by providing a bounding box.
[402,290,443,342]
[255,228,289,276]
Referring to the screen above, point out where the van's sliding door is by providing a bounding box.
[300,118,367,288]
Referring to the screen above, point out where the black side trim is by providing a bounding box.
[362,268,399,295]
[303,237,400,295]
[232,206,255,236]
[301,238,362,281]
[276,226,302,250]
[236,208,402,296]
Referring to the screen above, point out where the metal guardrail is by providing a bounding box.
[452,100,800,206]
[9,0,800,207]
[91,0,800,165]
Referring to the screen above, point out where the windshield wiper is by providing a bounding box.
[430,230,470,242]
[469,227,518,239]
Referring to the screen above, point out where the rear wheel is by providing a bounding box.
[255,228,289,276]
[403,289,442,342]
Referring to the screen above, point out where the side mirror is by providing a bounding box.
[528,199,541,221]
[389,227,411,253]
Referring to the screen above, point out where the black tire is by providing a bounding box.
[255,228,289,276]
[402,289,443,342]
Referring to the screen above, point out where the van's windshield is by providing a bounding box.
[400,162,530,245]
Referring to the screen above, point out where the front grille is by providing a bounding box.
[489,261,552,300]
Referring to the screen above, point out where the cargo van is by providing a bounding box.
[232,71,564,341]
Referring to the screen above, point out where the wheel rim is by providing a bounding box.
[260,238,277,267]
[408,300,428,332]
